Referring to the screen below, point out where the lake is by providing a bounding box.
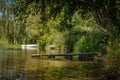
[0,49,104,80]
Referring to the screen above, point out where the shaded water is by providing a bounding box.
[0,49,104,80]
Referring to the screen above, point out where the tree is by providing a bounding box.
[0,0,15,43]
[12,0,120,30]
[11,0,120,52]
[12,0,120,45]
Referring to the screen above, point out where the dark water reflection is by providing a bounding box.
[0,49,104,80]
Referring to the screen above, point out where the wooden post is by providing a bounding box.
[48,55,55,59]
[78,54,84,61]
[64,55,73,60]
[86,54,94,61]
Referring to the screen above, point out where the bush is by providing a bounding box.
[74,32,105,53]
[106,44,120,75]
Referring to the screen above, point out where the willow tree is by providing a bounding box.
[0,0,15,44]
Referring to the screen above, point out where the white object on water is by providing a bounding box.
[48,45,55,53]
[21,44,37,50]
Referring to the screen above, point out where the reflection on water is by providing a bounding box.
[0,49,103,80]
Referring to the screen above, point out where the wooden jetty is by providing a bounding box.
[31,52,99,61]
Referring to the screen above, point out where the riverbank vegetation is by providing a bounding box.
[0,40,21,49]
[0,0,120,79]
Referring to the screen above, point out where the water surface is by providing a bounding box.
[0,49,103,80]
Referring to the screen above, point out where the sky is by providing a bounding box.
[0,12,2,17]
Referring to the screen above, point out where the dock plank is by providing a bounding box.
[31,52,99,61]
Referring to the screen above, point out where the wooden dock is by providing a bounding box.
[31,52,99,61]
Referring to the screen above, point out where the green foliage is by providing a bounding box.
[74,33,105,53]
[0,0,117,53]
[25,14,40,43]
[62,12,106,53]
[105,39,120,72]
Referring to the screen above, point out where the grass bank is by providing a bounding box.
[0,40,21,49]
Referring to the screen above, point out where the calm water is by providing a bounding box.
[0,49,104,80]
